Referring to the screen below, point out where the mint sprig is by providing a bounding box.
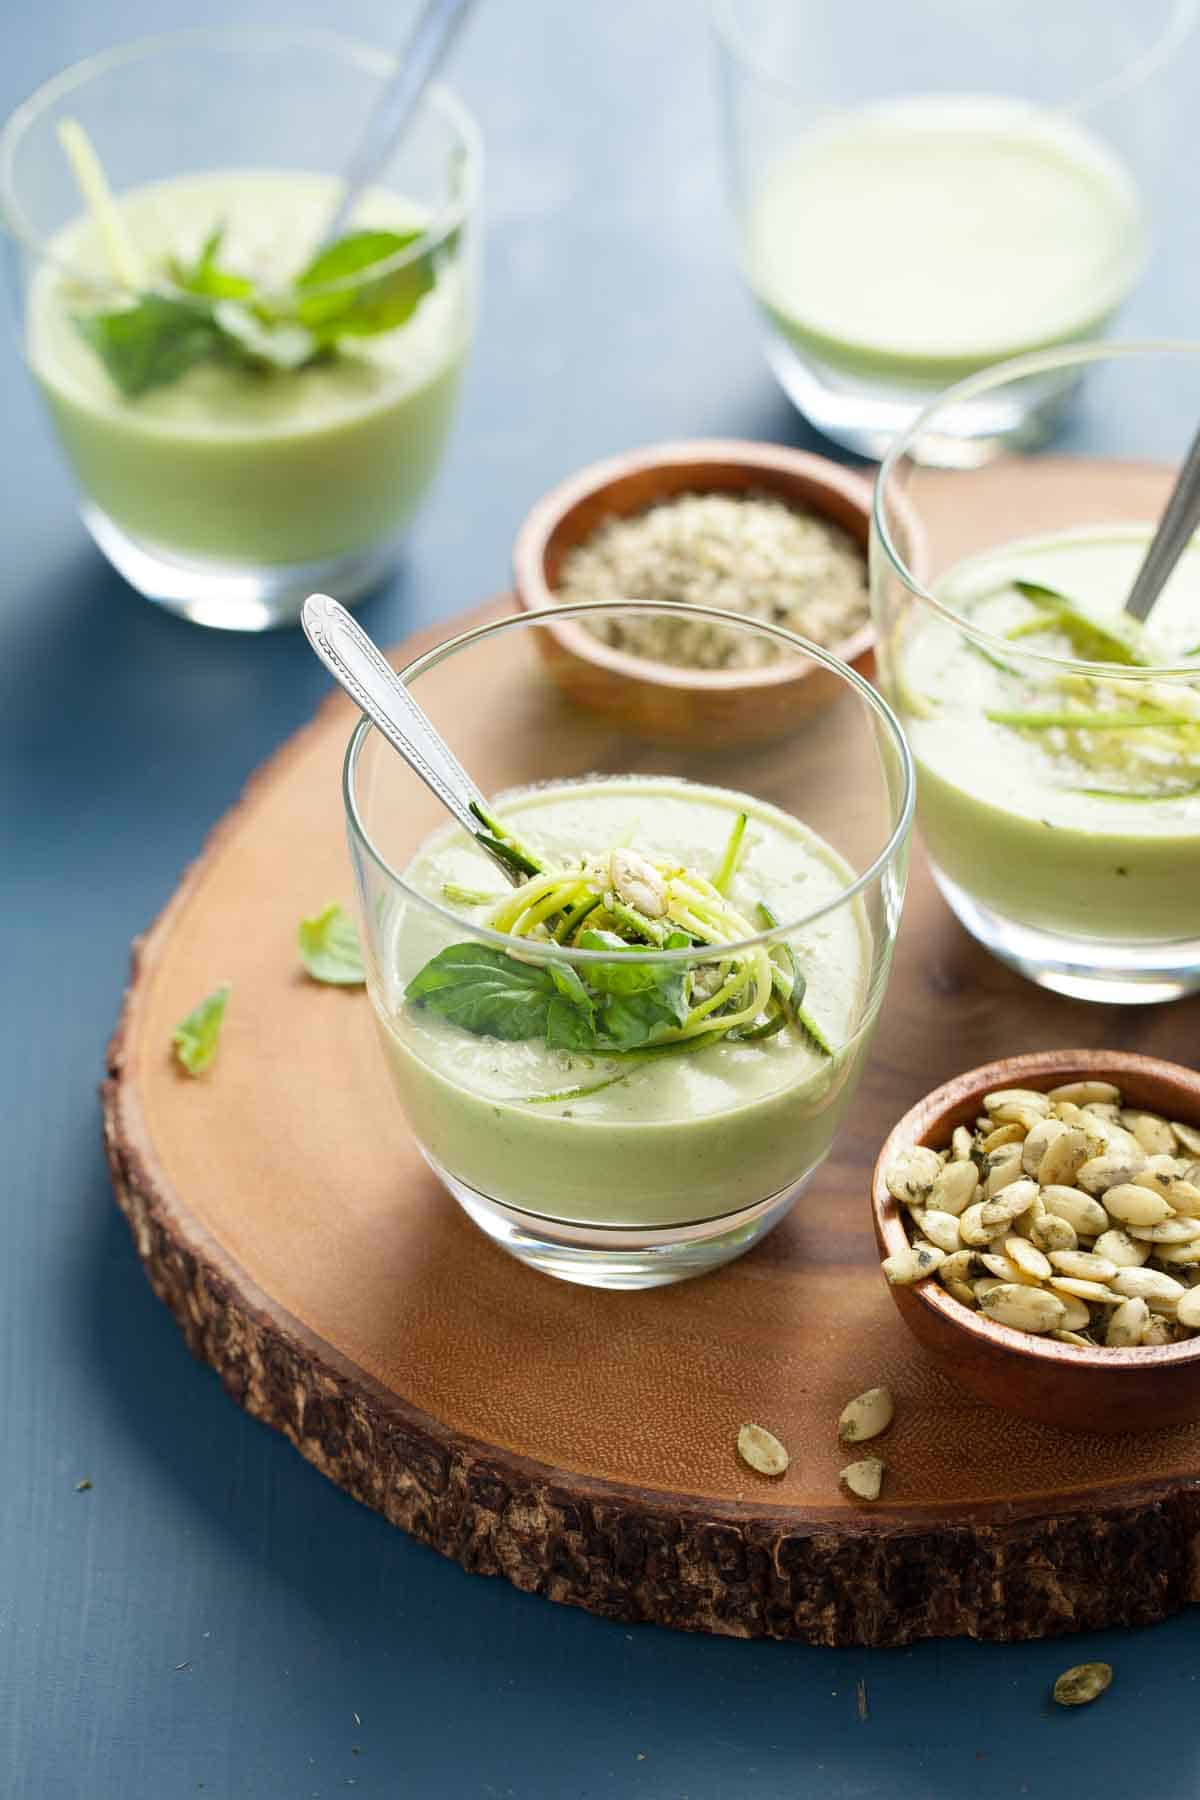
[73,223,445,398]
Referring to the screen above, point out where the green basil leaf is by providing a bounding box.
[545,993,598,1051]
[293,228,435,339]
[298,904,365,985]
[168,225,254,300]
[576,929,673,998]
[406,943,554,1039]
[173,983,231,1076]
[73,294,225,398]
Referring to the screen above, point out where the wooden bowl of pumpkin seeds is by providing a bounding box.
[512,439,882,745]
[871,1049,1200,1434]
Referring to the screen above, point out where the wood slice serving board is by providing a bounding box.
[103,460,1200,1647]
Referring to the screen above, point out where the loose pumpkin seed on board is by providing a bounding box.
[838,1387,894,1445]
[1053,1662,1113,1707]
[736,1423,789,1477]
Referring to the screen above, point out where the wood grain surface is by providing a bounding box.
[102,460,1200,1646]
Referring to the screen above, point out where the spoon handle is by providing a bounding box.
[321,0,477,246]
[1124,419,1200,623]
[301,592,485,840]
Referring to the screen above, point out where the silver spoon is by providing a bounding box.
[319,0,477,246]
[1123,420,1200,624]
[301,592,526,887]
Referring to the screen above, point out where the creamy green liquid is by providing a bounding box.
[903,528,1200,941]
[749,96,1143,385]
[376,777,874,1227]
[28,170,469,564]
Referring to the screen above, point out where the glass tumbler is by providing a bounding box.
[713,0,1196,463]
[344,602,914,1289]
[0,30,481,630]
[872,341,1200,1005]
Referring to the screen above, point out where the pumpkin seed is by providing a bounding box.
[838,1387,894,1444]
[928,1159,979,1216]
[1172,1285,1200,1327]
[1053,1662,1113,1707]
[1077,1152,1147,1196]
[736,1423,789,1476]
[960,1202,998,1248]
[1121,1111,1178,1156]
[1100,1183,1171,1226]
[881,1243,945,1285]
[1049,1276,1122,1305]
[1109,1267,1185,1305]
[885,1147,942,1205]
[911,1208,962,1253]
[1039,1186,1108,1237]
[939,1250,984,1285]
[979,1283,1065,1333]
[984,1087,1051,1120]
[839,1457,885,1502]
[1105,1296,1149,1348]
[951,1124,975,1161]
[1127,1216,1200,1244]
[985,1148,1026,1197]
[1141,1314,1177,1345]
[981,1122,1026,1152]
[942,1276,978,1308]
[1053,1329,1094,1347]
[1021,1117,1067,1176]
[1154,1242,1200,1266]
[1030,1213,1078,1254]
[980,1180,1039,1229]
[981,1252,1043,1287]
[1137,1176,1200,1216]
[1172,1121,1200,1157]
[1056,1295,1091,1331]
[1004,1236,1053,1281]
[1049,1250,1119,1282]
[1047,1081,1121,1107]
[1035,1126,1090,1188]
[1092,1228,1150,1268]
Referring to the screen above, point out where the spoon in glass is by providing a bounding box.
[301,592,528,887]
[1123,420,1200,625]
[318,0,477,246]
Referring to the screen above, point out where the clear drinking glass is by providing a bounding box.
[872,341,1200,1005]
[0,30,481,631]
[344,602,914,1289]
[713,0,1196,463]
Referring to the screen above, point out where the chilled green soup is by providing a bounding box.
[748,96,1142,386]
[376,777,873,1227]
[901,527,1200,941]
[28,170,468,564]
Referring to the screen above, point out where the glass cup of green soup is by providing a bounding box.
[713,0,1196,463]
[344,603,914,1289]
[872,341,1200,1005]
[0,30,480,630]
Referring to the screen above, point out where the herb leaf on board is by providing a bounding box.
[298,904,366,985]
[173,983,231,1076]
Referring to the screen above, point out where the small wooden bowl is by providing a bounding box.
[871,1049,1200,1435]
[512,439,875,746]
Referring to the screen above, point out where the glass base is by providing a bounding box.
[82,504,401,631]
[932,866,1200,1005]
[762,327,1083,466]
[427,1154,810,1289]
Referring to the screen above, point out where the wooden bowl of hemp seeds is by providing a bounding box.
[871,1049,1200,1434]
[512,439,883,745]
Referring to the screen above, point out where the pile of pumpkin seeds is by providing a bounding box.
[881,1081,1200,1348]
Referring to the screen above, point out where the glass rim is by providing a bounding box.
[342,600,916,965]
[872,337,1200,681]
[0,26,483,299]
[709,0,1200,115]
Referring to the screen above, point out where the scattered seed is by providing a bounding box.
[856,1679,869,1722]
[1053,1662,1113,1707]
[839,1458,885,1502]
[838,1387,895,1444]
[75,1478,92,1492]
[737,1423,789,1476]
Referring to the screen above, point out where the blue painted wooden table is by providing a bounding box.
[5,4,1200,1794]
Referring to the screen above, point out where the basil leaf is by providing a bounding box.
[406,943,555,1039]
[173,983,231,1076]
[546,994,598,1051]
[73,294,225,398]
[298,904,365,985]
[576,929,676,998]
[293,228,435,340]
[168,225,254,301]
